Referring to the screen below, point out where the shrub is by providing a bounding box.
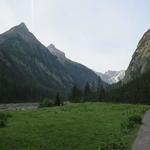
[128,115,142,124]
[0,113,8,127]
[39,98,54,108]
[122,119,135,128]
[121,114,142,133]
[100,141,127,150]
[6,113,12,118]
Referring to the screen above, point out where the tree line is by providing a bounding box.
[105,70,150,104]
[69,69,150,104]
[69,77,106,103]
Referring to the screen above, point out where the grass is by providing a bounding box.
[0,102,149,150]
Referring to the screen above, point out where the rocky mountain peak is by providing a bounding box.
[96,70,125,84]
[105,70,119,77]
[0,23,38,44]
[16,22,29,32]
[48,44,56,49]
[6,22,29,34]
[19,22,27,28]
[47,44,66,61]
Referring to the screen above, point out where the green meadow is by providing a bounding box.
[0,103,149,150]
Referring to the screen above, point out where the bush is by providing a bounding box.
[0,113,8,127]
[100,141,127,150]
[121,120,134,134]
[128,115,142,124]
[121,114,142,133]
[39,98,54,108]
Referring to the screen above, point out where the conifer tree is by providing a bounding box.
[98,86,105,101]
[70,85,82,102]
[84,82,91,101]
[55,93,61,106]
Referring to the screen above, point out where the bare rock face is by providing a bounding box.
[123,29,150,83]
[96,70,125,84]
[47,44,66,62]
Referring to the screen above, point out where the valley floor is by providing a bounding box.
[0,102,149,150]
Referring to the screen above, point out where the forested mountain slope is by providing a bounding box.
[0,23,102,102]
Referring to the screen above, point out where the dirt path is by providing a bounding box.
[132,110,150,150]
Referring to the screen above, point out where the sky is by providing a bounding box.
[0,0,150,73]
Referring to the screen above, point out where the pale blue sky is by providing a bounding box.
[0,0,150,72]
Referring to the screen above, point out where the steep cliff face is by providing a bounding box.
[123,29,150,83]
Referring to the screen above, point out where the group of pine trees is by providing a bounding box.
[69,77,106,103]
[40,70,150,105]
[106,70,150,104]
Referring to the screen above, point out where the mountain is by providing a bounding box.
[107,29,150,103]
[96,70,125,84]
[0,23,102,102]
[47,44,104,89]
[47,44,66,62]
[123,29,150,83]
